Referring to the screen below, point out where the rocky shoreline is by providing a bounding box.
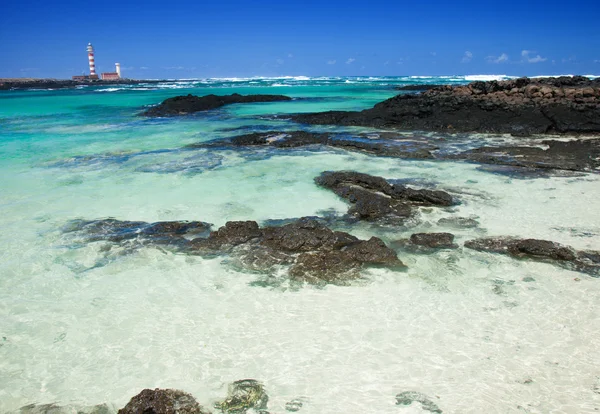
[292,76,600,136]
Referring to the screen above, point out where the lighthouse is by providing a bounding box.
[87,43,99,79]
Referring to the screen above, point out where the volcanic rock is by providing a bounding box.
[191,130,436,159]
[292,76,600,135]
[465,236,600,276]
[452,138,600,172]
[66,216,403,283]
[142,93,292,117]
[314,171,454,222]
[410,232,458,248]
[118,388,210,414]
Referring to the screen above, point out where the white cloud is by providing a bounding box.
[461,51,473,63]
[486,53,509,64]
[384,61,390,65]
[594,59,600,63]
[521,50,547,63]
[431,52,437,56]
[346,58,355,64]
[139,66,149,70]
[288,53,294,58]
[276,58,284,65]
[327,60,336,65]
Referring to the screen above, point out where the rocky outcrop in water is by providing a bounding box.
[392,233,458,251]
[314,171,454,223]
[452,138,600,172]
[465,237,600,277]
[214,379,268,413]
[118,388,210,414]
[65,217,403,284]
[190,130,437,159]
[292,76,600,136]
[142,94,292,117]
[395,391,443,413]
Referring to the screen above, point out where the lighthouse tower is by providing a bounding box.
[87,43,98,79]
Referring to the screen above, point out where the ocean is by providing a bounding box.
[1,75,599,413]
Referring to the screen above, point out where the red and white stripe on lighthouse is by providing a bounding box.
[87,43,96,76]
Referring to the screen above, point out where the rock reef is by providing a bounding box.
[65,216,403,284]
[465,237,600,277]
[314,171,454,222]
[292,76,600,135]
[118,388,210,414]
[452,138,600,172]
[142,94,292,117]
[190,130,437,159]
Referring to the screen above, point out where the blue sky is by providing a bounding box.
[1,0,599,79]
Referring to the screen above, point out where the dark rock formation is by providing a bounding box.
[118,388,210,414]
[391,232,458,252]
[65,217,403,284]
[64,219,211,246]
[314,171,454,222]
[452,138,600,172]
[395,391,442,413]
[214,379,268,414]
[189,130,436,159]
[465,237,600,276]
[292,76,600,135]
[410,232,457,248]
[142,94,292,117]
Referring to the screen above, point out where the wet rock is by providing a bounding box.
[292,77,600,135]
[437,217,479,228]
[410,232,457,248]
[284,399,303,412]
[343,236,403,264]
[314,171,454,222]
[453,139,600,173]
[289,250,362,283]
[67,216,403,284]
[395,391,442,413]
[465,236,600,277]
[261,217,358,252]
[119,388,210,414]
[64,219,212,245]
[192,131,436,159]
[214,379,268,414]
[142,93,292,117]
[190,221,262,252]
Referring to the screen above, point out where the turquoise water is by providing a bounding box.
[1,76,600,413]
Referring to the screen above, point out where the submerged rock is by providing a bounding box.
[64,218,212,246]
[118,388,210,414]
[465,237,600,276]
[142,94,292,117]
[437,217,479,229]
[214,379,268,414]
[66,216,403,284]
[395,391,442,413]
[190,130,436,159]
[314,171,454,223]
[410,232,457,249]
[452,138,600,172]
[292,76,600,135]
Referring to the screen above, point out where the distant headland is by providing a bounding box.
[0,78,170,91]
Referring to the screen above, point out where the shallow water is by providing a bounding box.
[1,77,599,413]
